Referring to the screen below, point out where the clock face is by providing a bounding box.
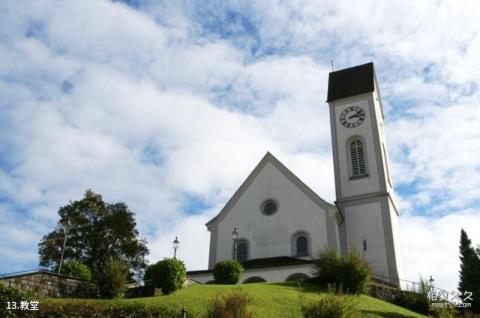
[340,106,366,128]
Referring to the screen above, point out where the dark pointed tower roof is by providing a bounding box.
[327,62,375,102]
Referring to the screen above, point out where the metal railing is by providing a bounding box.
[371,274,454,302]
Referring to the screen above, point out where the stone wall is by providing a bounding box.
[1,271,196,298]
[0,271,97,298]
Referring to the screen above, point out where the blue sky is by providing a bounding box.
[1,0,479,291]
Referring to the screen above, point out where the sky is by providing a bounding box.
[1,0,479,292]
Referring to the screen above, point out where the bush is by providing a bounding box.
[33,301,191,318]
[59,280,99,298]
[313,249,342,287]
[342,252,372,294]
[98,257,129,298]
[313,249,371,294]
[204,290,252,318]
[60,260,92,280]
[391,291,429,315]
[213,260,244,284]
[429,304,457,318]
[144,258,186,294]
[390,277,443,316]
[0,282,32,317]
[455,311,480,318]
[301,293,356,318]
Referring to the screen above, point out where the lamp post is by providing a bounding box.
[58,218,70,274]
[232,227,239,261]
[173,236,180,259]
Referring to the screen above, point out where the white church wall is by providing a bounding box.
[214,161,332,264]
[240,264,314,283]
[372,91,394,193]
[388,198,406,285]
[344,202,389,278]
[188,264,314,284]
[333,96,382,198]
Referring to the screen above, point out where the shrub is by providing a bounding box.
[313,249,342,287]
[59,280,99,298]
[60,260,92,280]
[144,258,186,294]
[0,282,32,317]
[313,249,371,294]
[456,311,480,318]
[125,285,159,298]
[213,260,244,284]
[301,293,356,318]
[204,290,252,318]
[390,277,440,315]
[429,304,457,318]
[341,252,371,294]
[391,291,429,315]
[33,301,190,318]
[98,256,129,298]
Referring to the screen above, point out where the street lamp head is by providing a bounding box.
[232,227,239,240]
[173,236,180,249]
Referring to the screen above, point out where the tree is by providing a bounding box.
[458,229,480,313]
[38,190,149,282]
[60,260,92,281]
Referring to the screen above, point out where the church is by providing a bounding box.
[188,62,406,288]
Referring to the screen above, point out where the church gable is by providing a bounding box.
[206,152,338,228]
[206,152,340,266]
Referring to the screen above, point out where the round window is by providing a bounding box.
[261,199,278,216]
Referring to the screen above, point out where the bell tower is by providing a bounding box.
[327,62,405,287]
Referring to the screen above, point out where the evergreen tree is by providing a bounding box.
[458,229,480,313]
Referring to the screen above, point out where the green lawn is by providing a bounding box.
[45,282,427,317]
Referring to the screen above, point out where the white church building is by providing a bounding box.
[188,62,406,287]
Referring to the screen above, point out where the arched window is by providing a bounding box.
[296,236,308,256]
[292,232,311,257]
[237,241,248,262]
[350,138,367,177]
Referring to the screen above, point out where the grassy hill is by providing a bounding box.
[45,282,427,317]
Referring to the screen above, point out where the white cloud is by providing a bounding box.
[148,212,216,270]
[400,211,480,291]
[388,95,480,214]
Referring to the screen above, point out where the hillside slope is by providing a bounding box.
[47,282,427,317]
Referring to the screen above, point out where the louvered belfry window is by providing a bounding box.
[350,139,367,177]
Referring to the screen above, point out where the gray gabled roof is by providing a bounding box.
[206,152,338,229]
